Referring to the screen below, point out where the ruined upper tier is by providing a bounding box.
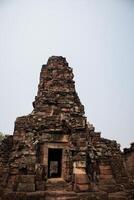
[15,56,86,133]
[33,56,84,113]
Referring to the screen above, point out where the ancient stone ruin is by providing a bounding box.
[0,56,134,200]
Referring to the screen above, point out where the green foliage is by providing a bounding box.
[0,132,5,141]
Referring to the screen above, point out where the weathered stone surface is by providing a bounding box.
[3,192,27,200]
[124,143,134,182]
[17,183,35,192]
[0,56,134,199]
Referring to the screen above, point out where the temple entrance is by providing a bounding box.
[48,148,62,178]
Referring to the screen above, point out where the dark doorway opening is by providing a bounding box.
[48,148,62,178]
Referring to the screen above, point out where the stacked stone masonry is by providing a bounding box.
[0,56,134,200]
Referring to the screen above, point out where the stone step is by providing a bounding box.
[3,190,133,200]
[77,191,108,199]
[108,191,128,200]
[99,183,124,193]
[46,178,71,191]
[45,196,78,199]
[45,190,79,200]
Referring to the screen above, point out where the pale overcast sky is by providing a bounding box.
[0,0,134,149]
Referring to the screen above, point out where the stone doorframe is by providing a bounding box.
[41,142,70,181]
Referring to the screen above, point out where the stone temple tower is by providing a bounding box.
[0,56,134,200]
[31,56,88,183]
[15,56,88,178]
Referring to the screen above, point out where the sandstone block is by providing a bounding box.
[17,183,35,192]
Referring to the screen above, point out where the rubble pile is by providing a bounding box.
[0,56,133,200]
